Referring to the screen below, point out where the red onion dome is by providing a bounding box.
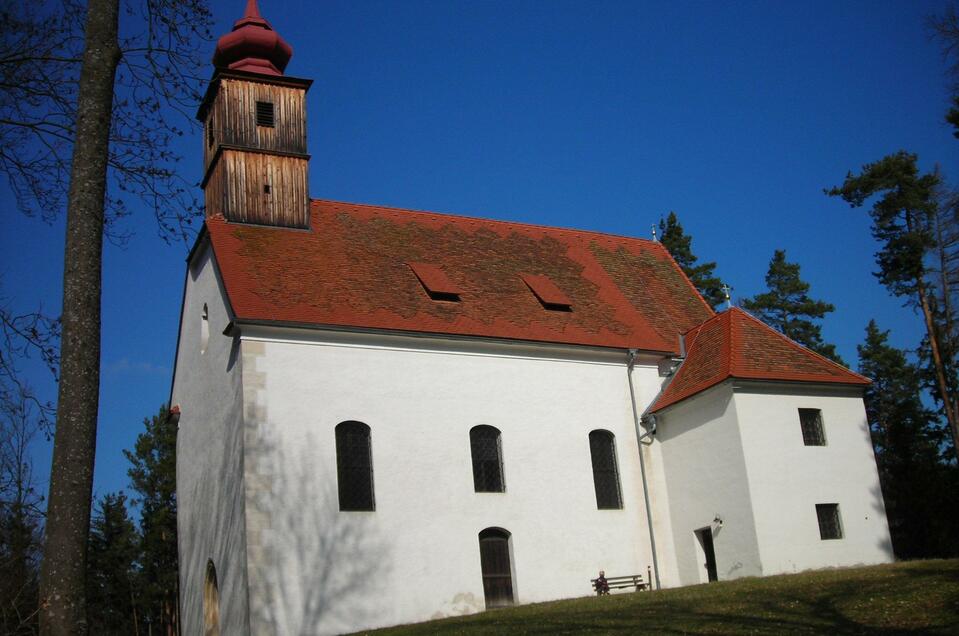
[212,0,293,76]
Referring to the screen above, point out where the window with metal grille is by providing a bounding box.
[478,528,514,608]
[799,408,826,446]
[335,421,374,511]
[470,425,504,492]
[589,430,622,509]
[255,100,275,127]
[816,503,843,540]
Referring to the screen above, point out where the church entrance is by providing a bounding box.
[695,528,718,582]
[479,528,514,608]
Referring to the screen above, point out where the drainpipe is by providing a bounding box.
[627,349,661,590]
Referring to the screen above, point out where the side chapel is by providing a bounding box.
[170,2,894,634]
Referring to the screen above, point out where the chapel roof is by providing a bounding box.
[205,199,716,353]
[649,307,870,413]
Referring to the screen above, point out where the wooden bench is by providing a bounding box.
[591,567,652,595]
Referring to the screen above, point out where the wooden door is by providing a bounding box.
[479,528,514,608]
[696,528,718,582]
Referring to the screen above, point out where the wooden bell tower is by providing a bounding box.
[197,0,312,229]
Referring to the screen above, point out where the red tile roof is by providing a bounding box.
[407,262,461,296]
[649,307,869,412]
[206,199,715,352]
[520,273,572,308]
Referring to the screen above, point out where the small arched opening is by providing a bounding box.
[203,559,221,636]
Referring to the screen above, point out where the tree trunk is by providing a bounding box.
[917,278,959,462]
[38,1,120,634]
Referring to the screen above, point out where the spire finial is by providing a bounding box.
[244,0,261,19]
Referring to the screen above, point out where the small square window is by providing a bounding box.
[255,101,275,127]
[816,504,843,540]
[799,408,825,446]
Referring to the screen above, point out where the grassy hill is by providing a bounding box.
[358,560,959,635]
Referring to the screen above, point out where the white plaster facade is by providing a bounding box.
[172,242,893,635]
[655,381,894,588]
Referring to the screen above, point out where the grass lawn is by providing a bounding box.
[356,560,959,634]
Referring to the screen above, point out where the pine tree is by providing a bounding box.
[658,212,728,309]
[124,405,178,636]
[828,151,958,461]
[86,493,139,635]
[742,249,844,364]
[858,321,959,558]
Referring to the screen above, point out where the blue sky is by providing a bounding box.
[2,0,957,501]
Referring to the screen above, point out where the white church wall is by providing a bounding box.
[172,244,250,634]
[237,327,662,635]
[656,382,764,586]
[627,365,681,588]
[733,386,894,574]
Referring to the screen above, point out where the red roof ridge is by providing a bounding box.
[310,198,665,246]
[728,307,870,383]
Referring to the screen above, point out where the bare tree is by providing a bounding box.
[1,1,212,633]
[0,393,47,635]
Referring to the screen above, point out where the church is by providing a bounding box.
[169,3,894,634]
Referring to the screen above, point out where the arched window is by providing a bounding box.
[470,425,504,492]
[203,560,220,636]
[478,528,514,608]
[336,421,375,511]
[589,430,622,509]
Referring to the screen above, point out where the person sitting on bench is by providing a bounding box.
[596,570,610,595]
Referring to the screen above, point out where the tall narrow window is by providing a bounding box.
[207,115,215,149]
[255,100,275,127]
[200,304,210,355]
[478,528,514,608]
[335,421,375,511]
[799,408,826,446]
[470,425,504,492]
[816,503,843,540]
[204,560,221,636]
[589,430,622,509]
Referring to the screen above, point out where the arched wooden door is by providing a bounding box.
[479,528,514,608]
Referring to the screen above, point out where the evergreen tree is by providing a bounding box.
[828,151,958,461]
[86,493,139,635]
[858,321,959,558]
[659,212,728,309]
[742,249,844,363]
[124,405,178,636]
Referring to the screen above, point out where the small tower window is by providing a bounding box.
[263,183,271,195]
[255,101,275,127]
[207,115,215,149]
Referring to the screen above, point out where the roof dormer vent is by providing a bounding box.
[521,273,572,312]
[408,262,461,302]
